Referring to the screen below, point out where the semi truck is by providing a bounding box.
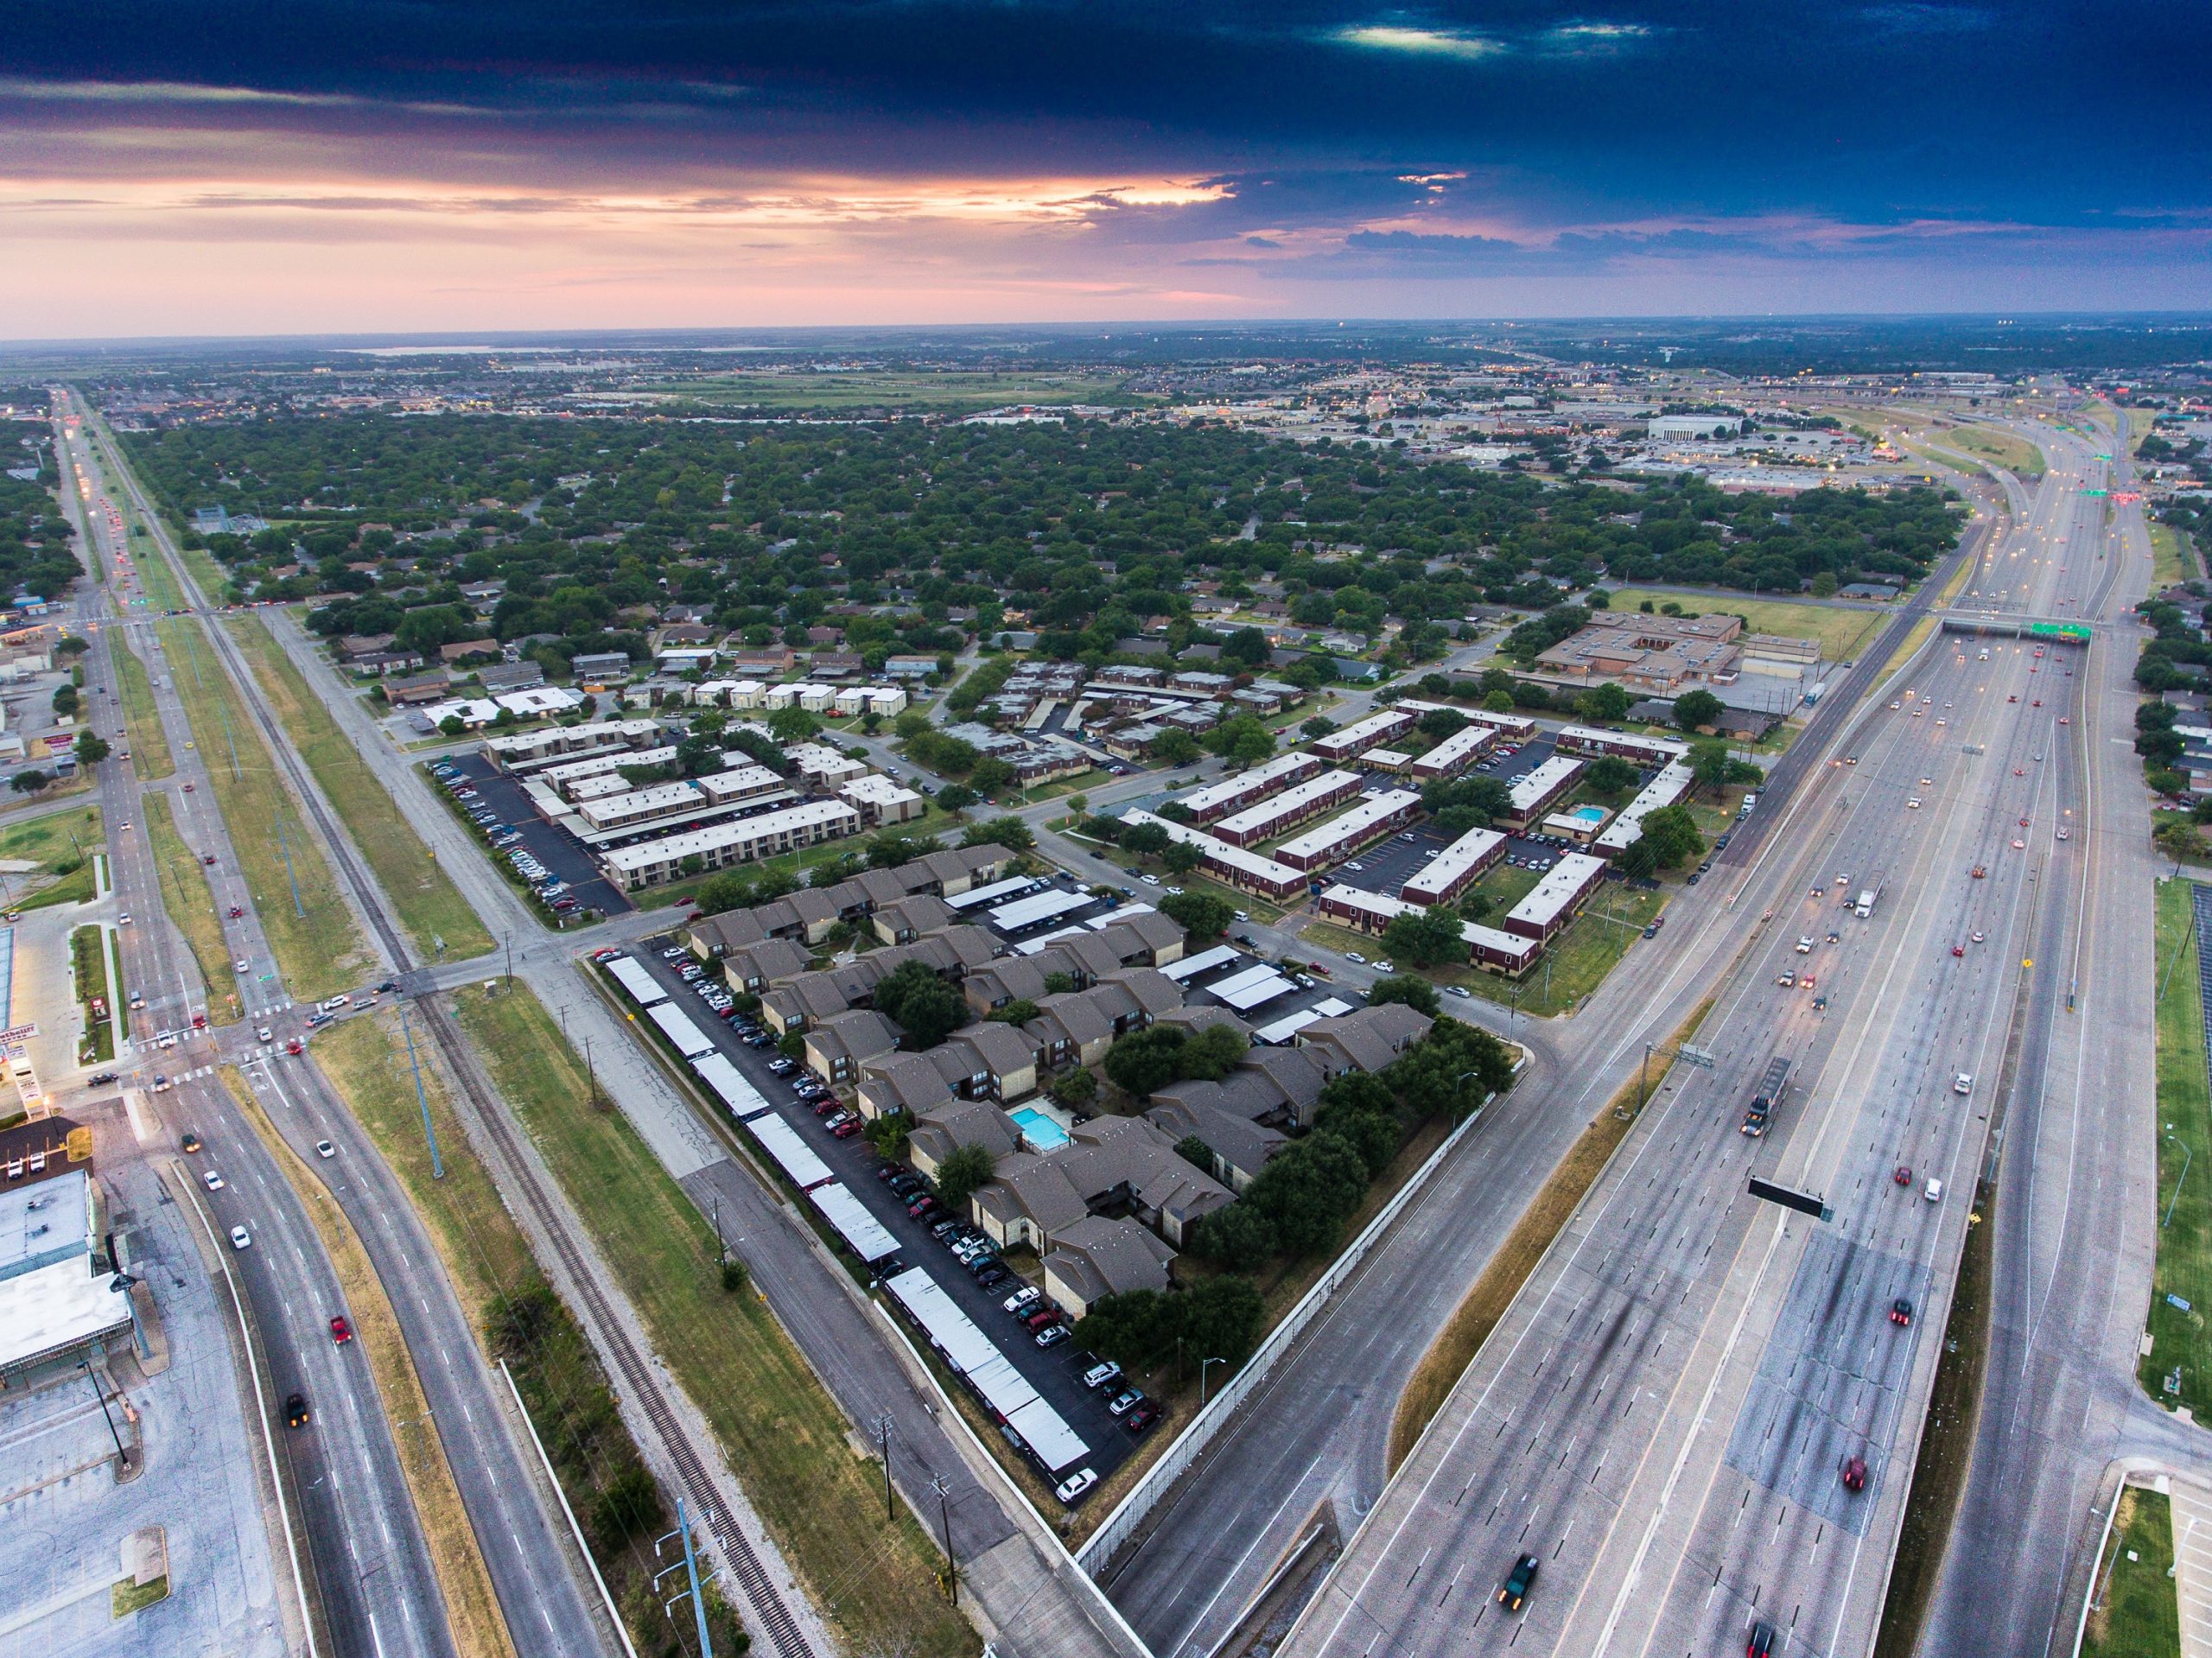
[1740,1056,1792,1138]
[1854,873,1885,919]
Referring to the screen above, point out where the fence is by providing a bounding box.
[1076,1073,1510,1572]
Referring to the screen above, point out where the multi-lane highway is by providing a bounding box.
[1271,417,2139,1658]
[54,397,614,1658]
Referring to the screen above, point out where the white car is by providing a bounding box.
[1924,1177,1944,1204]
[233,959,251,974]
[315,1140,336,1159]
[1374,961,1395,974]
[1344,951,1368,965]
[257,1027,272,1043]
[228,1225,251,1250]
[1907,797,1922,810]
[202,1169,224,1191]
[1953,1072,1973,1096]
[1054,1468,1098,1505]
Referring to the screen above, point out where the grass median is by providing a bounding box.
[448,981,976,1658]
[226,617,491,959]
[71,924,115,1064]
[156,618,372,1001]
[2082,1485,2180,1658]
[2141,879,2212,1415]
[141,794,230,1023]
[111,640,175,782]
[219,1062,517,1658]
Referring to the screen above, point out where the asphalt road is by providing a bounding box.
[1273,417,2132,1658]
[59,397,614,1658]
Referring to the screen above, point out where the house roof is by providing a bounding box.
[1144,1096,1288,1180]
[1100,909,1184,962]
[1300,1003,1433,1073]
[805,1008,901,1070]
[1045,1215,1176,1303]
[1024,989,1114,1052]
[947,1019,1038,1080]
[1103,965,1185,1020]
[908,1097,1021,1166]
[724,937,812,987]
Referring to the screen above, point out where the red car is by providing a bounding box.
[1841,1455,1867,1492]
[201,854,217,866]
[329,1315,353,1344]
[286,1039,303,1055]
[830,1119,861,1139]
[1950,944,1965,957]
[229,905,244,918]
[1893,1165,1912,1186]
[908,1196,938,1218]
[1890,1298,1914,1327]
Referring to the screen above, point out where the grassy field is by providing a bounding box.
[111,639,175,781]
[108,929,128,1039]
[0,803,101,910]
[2083,1486,2179,1658]
[156,619,373,1000]
[220,1062,517,1658]
[2141,880,2212,1416]
[2152,523,2198,589]
[141,794,229,1022]
[656,368,1147,413]
[1935,424,2046,479]
[227,617,492,959]
[448,982,976,1658]
[70,924,115,1064]
[1432,883,1667,1018]
[1604,588,1886,662]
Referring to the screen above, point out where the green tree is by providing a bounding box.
[969,755,1018,796]
[73,732,111,765]
[767,706,821,742]
[934,1143,998,1212]
[1244,1131,1369,1258]
[1175,1134,1216,1172]
[1673,689,1724,732]
[934,783,978,814]
[1048,1066,1096,1107]
[1160,841,1205,878]
[873,960,967,1048]
[1220,626,1270,667]
[1190,1204,1276,1272]
[1586,755,1639,797]
[9,768,50,796]
[988,998,1040,1026]
[1617,835,1661,879]
[1366,974,1441,1017]
[1159,890,1232,937]
[1103,1026,1189,1097]
[963,816,1033,854]
[1301,715,1338,739]
[1640,803,1705,868]
[1179,1022,1249,1081]
[1688,738,1732,797]
[1152,729,1202,766]
[1120,820,1171,859]
[1381,905,1469,968]
[1573,682,1631,723]
[1484,689,1516,715]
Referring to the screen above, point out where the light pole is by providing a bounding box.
[79,1359,128,1468]
[109,1273,147,1361]
[1201,1356,1227,1407]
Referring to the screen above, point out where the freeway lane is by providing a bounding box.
[1278,419,2113,1658]
[54,404,454,1658]
[59,397,615,1658]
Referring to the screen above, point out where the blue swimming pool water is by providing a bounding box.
[1569,804,1609,824]
[1010,1106,1071,1150]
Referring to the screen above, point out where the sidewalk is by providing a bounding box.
[2169,1477,2212,1658]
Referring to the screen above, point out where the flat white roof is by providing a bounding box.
[1319,882,1412,924]
[839,775,922,804]
[1013,924,1092,956]
[1250,1007,1325,1045]
[606,957,668,1007]
[1119,810,1305,890]
[880,1267,1090,1471]
[947,875,1045,912]
[692,1051,772,1120]
[1462,920,1540,963]
[579,780,702,826]
[648,1001,716,1058]
[1209,964,1296,1010]
[1557,723,1688,760]
[0,1257,129,1373]
[988,888,1095,932]
[539,744,677,786]
[810,1182,903,1263]
[1316,709,1411,751]
[1213,770,1362,840]
[1274,790,1421,863]
[1464,708,1539,737]
[1402,827,1507,903]
[1411,723,1495,772]
[1595,760,1694,850]
[1507,852,1610,930]
[1175,751,1316,816]
[746,1112,834,1191]
[1161,944,1242,982]
[600,800,861,872]
[1508,755,1585,811]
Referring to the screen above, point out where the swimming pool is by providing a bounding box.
[1009,1106,1071,1151]
[1568,804,1609,825]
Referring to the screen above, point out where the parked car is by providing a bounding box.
[1035,1324,1071,1349]
[1124,1403,1161,1435]
[1053,1466,1097,1504]
[1105,1388,1143,1417]
[1083,1361,1123,1390]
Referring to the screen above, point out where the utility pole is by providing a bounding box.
[876,1413,895,1522]
[80,1359,128,1468]
[931,1474,957,1604]
[399,1007,444,1178]
[653,1498,716,1658]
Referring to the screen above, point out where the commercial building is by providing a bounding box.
[1312,708,1415,763]
[1533,612,1744,695]
[1274,790,1423,872]
[0,1134,133,1381]
[1503,852,1610,942]
[598,799,862,890]
[1399,827,1508,906]
[1212,770,1363,848]
[1502,755,1586,828]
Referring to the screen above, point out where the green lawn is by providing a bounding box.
[111,640,175,782]
[2143,880,2212,1416]
[227,617,492,959]
[2083,1486,2179,1658]
[1934,424,2045,480]
[1605,588,1885,662]
[141,794,229,1023]
[1435,883,1668,1018]
[70,924,114,1064]
[1,804,102,911]
[2152,523,2198,589]
[450,982,976,1658]
[156,619,373,1000]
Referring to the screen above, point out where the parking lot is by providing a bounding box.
[622,938,1147,1487]
[435,754,631,917]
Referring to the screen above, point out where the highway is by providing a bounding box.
[1270,415,2139,1658]
[55,397,615,1658]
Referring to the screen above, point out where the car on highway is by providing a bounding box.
[330,1315,353,1344]
[1841,1454,1867,1492]
[315,1139,335,1159]
[229,1225,251,1250]
[285,1392,310,1428]
[1497,1553,1540,1613]
[202,1168,224,1191]
[257,1026,272,1043]
[1748,1620,1779,1657]
[1907,797,1922,810]
[1890,1297,1914,1326]
[1925,1177,1944,1203]
[1894,1164,1912,1186]
[1775,970,1796,988]
[233,958,251,974]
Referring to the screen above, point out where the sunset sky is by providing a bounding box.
[4,2,2206,337]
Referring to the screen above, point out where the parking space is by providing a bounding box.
[621,939,1145,1483]
[435,754,631,916]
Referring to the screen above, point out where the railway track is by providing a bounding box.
[117,429,822,1658]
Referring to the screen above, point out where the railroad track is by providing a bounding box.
[122,436,821,1658]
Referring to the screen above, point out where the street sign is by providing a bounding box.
[1749,1176,1832,1223]
[0,1022,39,1045]
[1677,1044,1717,1070]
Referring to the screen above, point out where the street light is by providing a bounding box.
[108,1272,148,1361]
[79,1359,129,1468]
[1200,1356,1227,1407]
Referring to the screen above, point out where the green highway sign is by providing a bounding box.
[2026,621,2093,643]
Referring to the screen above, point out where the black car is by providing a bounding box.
[285,1391,311,1428]
[1746,1621,1777,1658]
[1497,1553,1539,1612]
[975,1267,1007,1291]
[88,1071,119,1087]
